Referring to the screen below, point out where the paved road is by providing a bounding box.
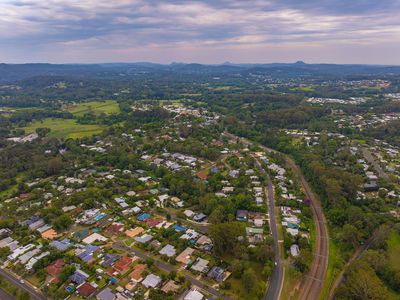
[225,131,329,300]
[0,287,15,300]
[226,131,285,300]
[112,242,231,300]
[254,157,284,300]
[361,147,389,180]
[0,268,46,300]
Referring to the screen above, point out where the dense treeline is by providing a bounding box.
[256,106,329,128]
[368,120,400,146]
[336,225,400,299]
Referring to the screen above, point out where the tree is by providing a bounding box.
[19,292,31,300]
[255,243,274,263]
[209,222,244,256]
[52,214,72,231]
[46,158,63,175]
[370,225,391,250]
[59,265,75,283]
[336,261,388,300]
[0,247,11,260]
[338,224,362,250]
[231,259,244,278]
[36,127,51,138]
[242,268,257,294]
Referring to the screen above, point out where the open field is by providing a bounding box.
[67,100,120,117]
[388,231,400,271]
[22,118,104,138]
[320,240,342,300]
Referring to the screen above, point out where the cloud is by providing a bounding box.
[0,0,400,63]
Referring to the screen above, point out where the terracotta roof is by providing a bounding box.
[77,282,96,297]
[46,259,64,283]
[129,264,147,281]
[107,256,132,275]
[197,171,208,180]
[41,229,58,240]
[105,223,124,235]
[145,218,163,228]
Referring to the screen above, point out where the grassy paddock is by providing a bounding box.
[387,231,400,271]
[320,240,342,300]
[67,100,120,117]
[22,118,104,139]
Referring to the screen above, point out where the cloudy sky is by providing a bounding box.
[1,0,400,64]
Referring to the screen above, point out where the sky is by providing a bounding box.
[1,0,400,64]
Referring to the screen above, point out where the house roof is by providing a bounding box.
[184,290,204,300]
[101,254,120,267]
[73,229,89,240]
[191,258,209,272]
[134,234,153,244]
[176,247,195,264]
[50,238,72,251]
[96,287,115,300]
[137,213,151,221]
[159,244,176,257]
[130,264,147,281]
[197,171,208,180]
[125,227,144,238]
[46,259,64,283]
[142,274,161,288]
[82,233,107,244]
[41,229,58,240]
[70,269,89,284]
[145,218,163,228]
[161,280,180,293]
[105,223,124,235]
[77,282,97,297]
[107,256,132,275]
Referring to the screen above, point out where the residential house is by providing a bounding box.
[142,274,162,289]
[125,227,144,238]
[96,288,116,300]
[70,269,89,284]
[191,258,209,273]
[130,264,147,282]
[161,280,180,294]
[77,282,97,298]
[46,259,65,283]
[184,289,204,300]
[159,244,176,257]
[176,247,195,265]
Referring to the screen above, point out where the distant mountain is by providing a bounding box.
[1,62,400,83]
